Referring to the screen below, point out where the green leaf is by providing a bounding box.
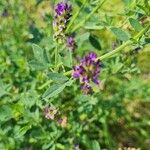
[77,94,91,102]
[105,14,113,26]
[43,48,51,64]
[62,50,73,68]
[129,18,143,32]
[112,63,123,74]
[111,27,130,41]
[19,90,38,108]
[51,145,55,150]
[111,57,123,74]
[137,4,150,15]
[56,143,65,149]
[30,44,50,70]
[0,105,13,122]
[29,59,48,70]
[42,80,73,99]
[84,23,104,30]
[0,80,9,98]
[91,140,101,150]
[122,0,131,5]
[15,125,32,138]
[91,82,100,93]
[32,44,44,62]
[48,72,69,82]
[145,38,150,44]
[65,80,74,87]
[42,83,66,99]
[77,32,90,47]
[42,142,54,150]
[84,25,104,30]
[89,34,101,50]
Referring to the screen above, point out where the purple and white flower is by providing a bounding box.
[72,52,101,94]
[53,2,72,43]
[67,36,77,51]
[43,106,57,120]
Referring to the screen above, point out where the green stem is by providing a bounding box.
[64,23,150,76]
[102,116,110,146]
[64,70,72,76]
[133,23,150,40]
[71,0,106,33]
[38,80,52,90]
[97,41,132,60]
[38,71,72,90]
[55,44,58,66]
[39,23,150,89]
[65,0,88,33]
[97,22,150,60]
[0,30,4,47]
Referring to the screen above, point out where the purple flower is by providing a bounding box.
[74,144,80,150]
[67,36,77,51]
[43,106,57,120]
[72,52,101,94]
[53,2,72,43]
[55,2,72,16]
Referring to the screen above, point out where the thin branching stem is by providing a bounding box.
[39,21,150,90]
[71,0,107,33]
[64,22,150,76]
[97,22,150,60]
[55,44,58,65]
[65,0,88,33]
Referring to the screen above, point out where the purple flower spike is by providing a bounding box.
[72,52,101,94]
[55,3,65,15]
[53,2,72,43]
[67,36,77,51]
[55,2,72,16]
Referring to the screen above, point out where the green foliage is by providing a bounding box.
[48,73,69,82]
[0,0,150,150]
[29,44,50,70]
[91,140,101,150]
[0,80,11,98]
[89,34,102,50]
[111,27,130,41]
[129,18,143,32]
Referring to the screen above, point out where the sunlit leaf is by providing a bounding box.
[91,140,101,150]
[15,125,32,138]
[129,18,143,32]
[48,72,69,82]
[111,27,130,41]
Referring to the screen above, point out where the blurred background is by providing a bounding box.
[0,0,150,149]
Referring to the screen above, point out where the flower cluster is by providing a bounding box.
[67,36,77,51]
[72,52,101,94]
[53,2,72,43]
[43,106,57,120]
[43,106,67,128]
